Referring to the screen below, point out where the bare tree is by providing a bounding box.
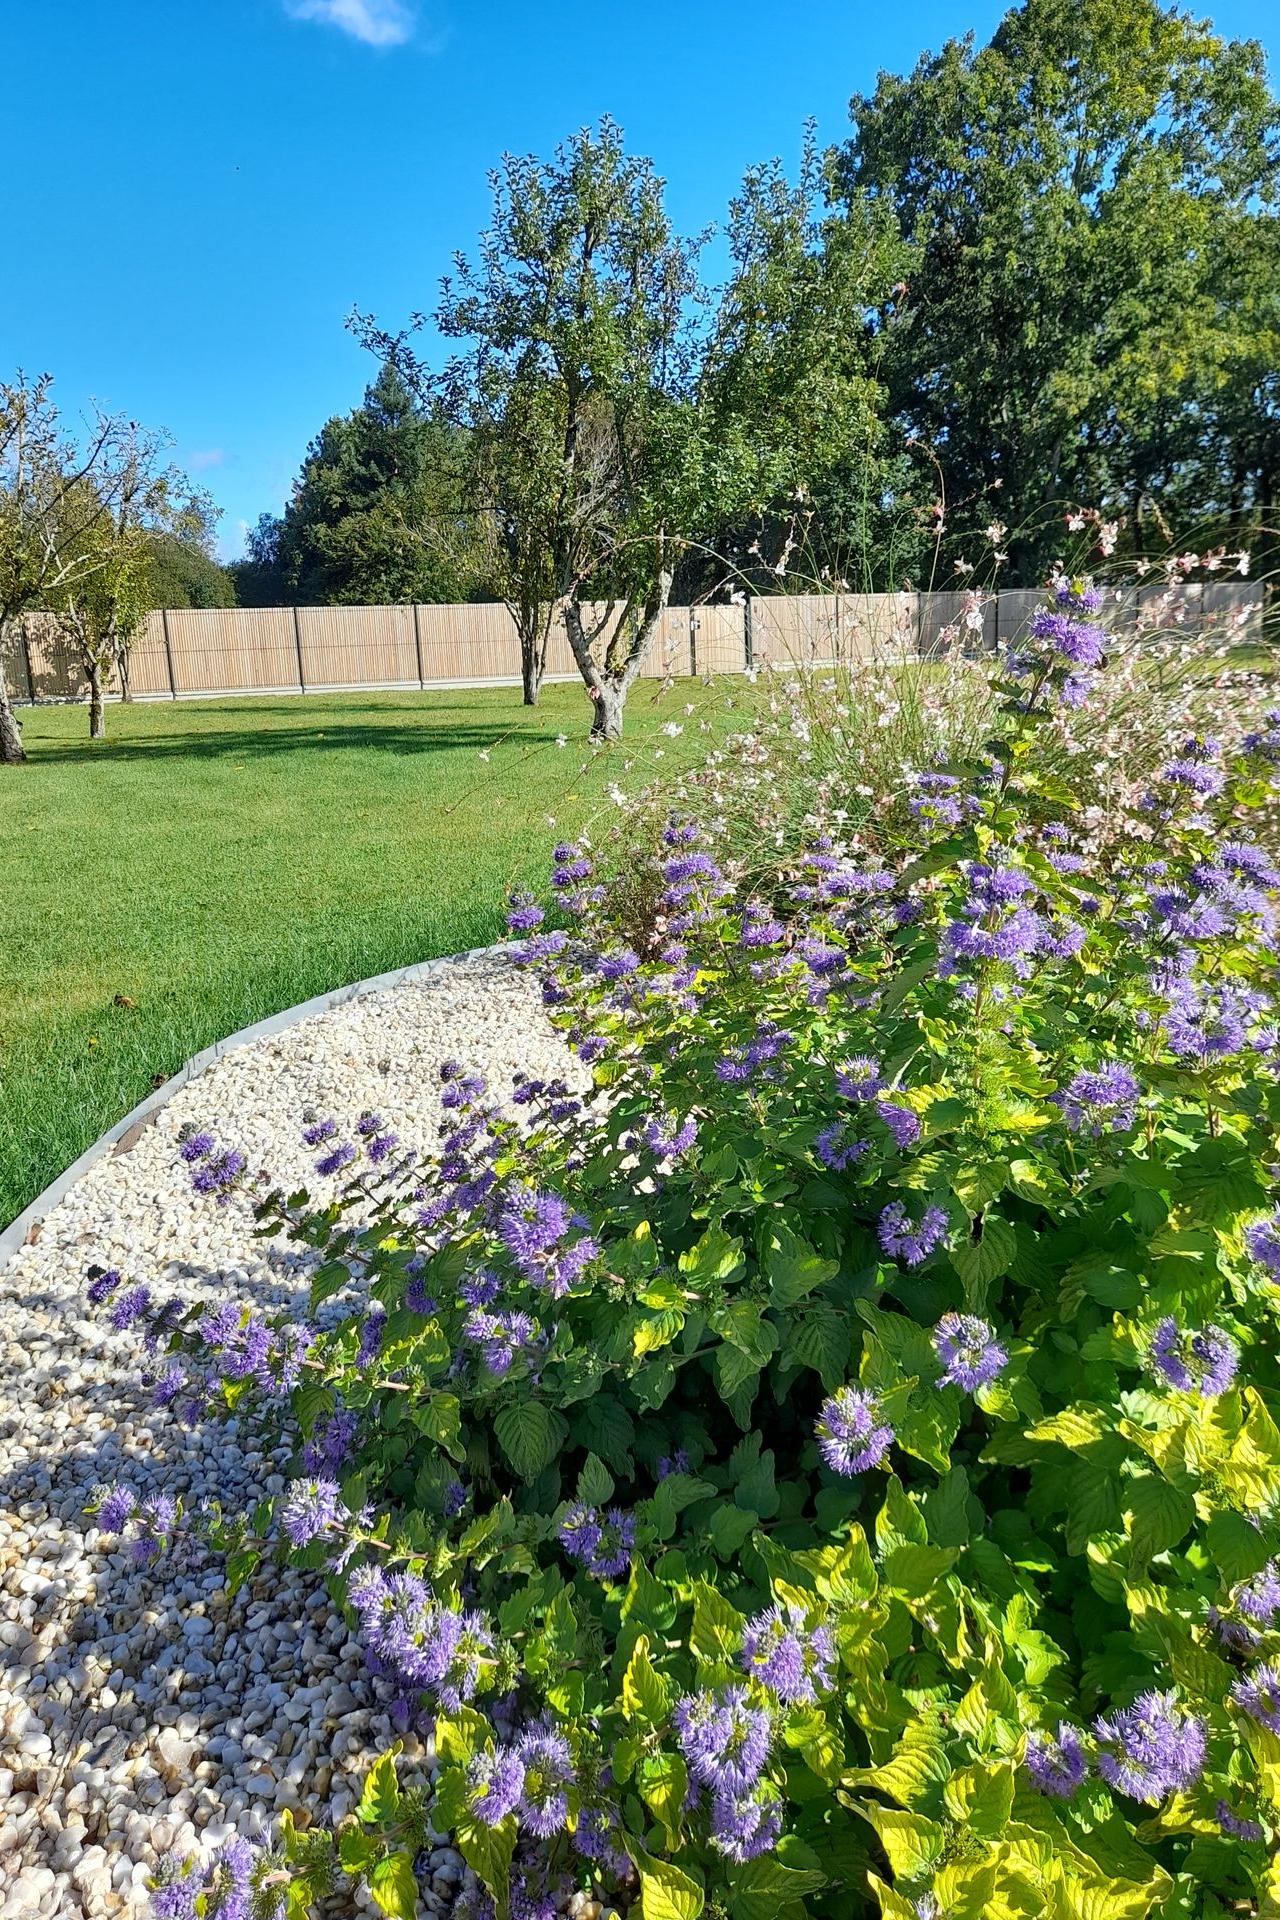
[0,376,133,766]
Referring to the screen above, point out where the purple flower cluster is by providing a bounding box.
[814,1120,869,1171]
[1024,1723,1088,1799]
[1148,1316,1239,1397]
[1029,604,1107,668]
[740,1604,835,1704]
[932,1313,1008,1392]
[463,1308,539,1377]
[835,1055,884,1100]
[468,1745,526,1825]
[496,1187,598,1297]
[94,1485,179,1564]
[1093,1691,1207,1804]
[1053,1062,1141,1135]
[182,1132,248,1204]
[347,1566,494,1710]
[279,1476,342,1548]
[1232,1664,1280,1734]
[151,1835,262,1920]
[675,1684,772,1794]
[513,1726,574,1837]
[715,1022,793,1085]
[815,1386,894,1475]
[557,1504,636,1579]
[878,1200,949,1267]
[909,771,980,832]
[642,1111,699,1159]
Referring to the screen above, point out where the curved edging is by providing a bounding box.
[0,943,507,1275]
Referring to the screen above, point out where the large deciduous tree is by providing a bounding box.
[359,119,717,732]
[835,0,1280,577]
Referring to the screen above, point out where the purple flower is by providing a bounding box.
[814,1121,869,1172]
[464,1309,538,1378]
[708,1781,783,1862]
[1055,579,1103,614]
[1216,1799,1265,1842]
[110,1285,151,1332]
[1025,1724,1088,1799]
[315,1141,357,1177]
[1093,1691,1207,1803]
[348,1568,494,1710]
[657,1449,690,1479]
[642,1112,699,1159]
[573,1803,630,1877]
[877,1201,949,1267]
[1053,1062,1141,1135]
[876,1099,921,1149]
[815,1386,894,1476]
[497,1188,573,1276]
[1236,1561,1280,1626]
[506,891,545,934]
[86,1266,123,1307]
[1030,606,1107,668]
[933,1313,1008,1392]
[1233,1665,1280,1734]
[1246,1212,1280,1281]
[190,1147,247,1203]
[179,1131,215,1162]
[835,1055,884,1100]
[279,1477,341,1548]
[1148,1317,1239,1397]
[300,1119,337,1146]
[97,1485,137,1532]
[357,1310,386,1369]
[468,1746,525,1825]
[674,1685,772,1795]
[515,1727,574,1837]
[741,1604,835,1704]
[558,1504,635,1579]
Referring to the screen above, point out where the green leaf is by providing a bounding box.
[735,1450,780,1519]
[691,1582,745,1665]
[632,1843,705,1920]
[639,1749,689,1842]
[678,1225,745,1285]
[710,1504,757,1557]
[356,1748,401,1826]
[854,1804,946,1879]
[729,1854,827,1920]
[575,1396,636,1470]
[943,1762,1015,1836]
[493,1401,568,1480]
[881,1542,959,1597]
[411,1391,464,1461]
[456,1814,516,1901]
[787,1303,851,1390]
[951,1214,1016,1299]
[765,1223,840,1308]
[623,1635,673,1725]
[368,1852,418,1919]
[577,1452,615,1507]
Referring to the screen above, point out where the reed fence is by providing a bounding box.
[5,584,1267,705]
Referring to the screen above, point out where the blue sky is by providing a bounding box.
[3,0,1276,559]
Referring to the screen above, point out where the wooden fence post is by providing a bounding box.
[743,598,754,671]
[412,603,425,690]
[292,606,306,693]
[689,608,698,678]
[161,608,178,699]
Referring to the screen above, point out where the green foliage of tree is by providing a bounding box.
[146,507,236,610]
[233,362,485,609]
[835,0,1280,577]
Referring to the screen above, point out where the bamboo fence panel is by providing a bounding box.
[297,605,420,688]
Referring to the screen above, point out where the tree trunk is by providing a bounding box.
[119,651,133,704]
[590,679,626,741]
[0,678,25,765]
[521,633,542,706]
[88,664,106,741]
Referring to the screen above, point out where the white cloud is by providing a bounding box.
[283,0,417,46]
[188,448,226,471]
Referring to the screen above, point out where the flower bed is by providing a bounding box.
[91,582,1280,1920]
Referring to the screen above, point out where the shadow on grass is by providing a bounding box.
[28,703,593,768]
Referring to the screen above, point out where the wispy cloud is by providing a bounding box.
[283,0,417,47]
[188,448,227,471]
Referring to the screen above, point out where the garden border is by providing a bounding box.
[0,943,504,1274]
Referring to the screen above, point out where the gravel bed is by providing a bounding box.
[0,954,585,1920]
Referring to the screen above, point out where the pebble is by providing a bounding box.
[0,956,581,1916]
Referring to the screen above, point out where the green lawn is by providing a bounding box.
[0,682,742,1227]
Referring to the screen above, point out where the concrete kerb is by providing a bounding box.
[0,944,506,1275]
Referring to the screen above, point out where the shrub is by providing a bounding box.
[95,578,1280,1920]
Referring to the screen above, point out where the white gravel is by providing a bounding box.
[0,954,584,1920]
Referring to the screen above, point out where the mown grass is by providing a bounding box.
[0,681,749,1227]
